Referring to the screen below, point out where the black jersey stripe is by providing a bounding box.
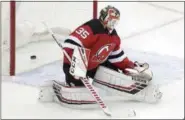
[64,39,82,47]
[108,51,124,59]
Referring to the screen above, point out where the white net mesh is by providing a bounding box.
[2,1,95,75]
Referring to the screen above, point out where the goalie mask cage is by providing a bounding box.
[2,1,98,76]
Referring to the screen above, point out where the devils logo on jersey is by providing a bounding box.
[92,44,115,63]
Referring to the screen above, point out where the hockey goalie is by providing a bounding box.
[38,5,162,108]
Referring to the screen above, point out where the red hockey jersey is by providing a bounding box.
[63,19,134,72]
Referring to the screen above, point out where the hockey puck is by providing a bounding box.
[30,55,36,60]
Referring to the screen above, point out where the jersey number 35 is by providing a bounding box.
[75,27,90,39]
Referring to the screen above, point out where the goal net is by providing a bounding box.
[1,1,97,76]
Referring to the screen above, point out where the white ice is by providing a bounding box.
[1,2,184,119]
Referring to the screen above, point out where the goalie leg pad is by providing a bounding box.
[38,81,55,102]
[136,84,163,103]
[38,80,101,109]
[94,66,162,103]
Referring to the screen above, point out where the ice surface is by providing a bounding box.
[1,2,184,119]
[2,77,184,119]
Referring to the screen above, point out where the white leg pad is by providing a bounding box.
[38,81,55,102]
[135,84,163,103]
[38,80,106,109]
[94,66,162,103]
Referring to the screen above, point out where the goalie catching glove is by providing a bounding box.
[125,61,153,84]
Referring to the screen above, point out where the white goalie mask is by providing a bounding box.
[106,17,119,32]
[99,5,120,33]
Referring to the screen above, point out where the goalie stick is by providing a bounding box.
[42,22,136,118]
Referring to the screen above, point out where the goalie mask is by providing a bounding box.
[99,5,120,33]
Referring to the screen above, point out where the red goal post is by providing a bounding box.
[2,1,98,76]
